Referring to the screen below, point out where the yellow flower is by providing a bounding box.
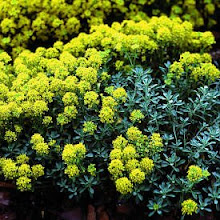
[62,92,78,106]
[83,121,97,135]
[48,140,56,147]
[1,158,17,180]
[33,142,49,155]
[104,86,114,95]
[129,168,145,184]
[32,164,44,179]
[181,199,198,215]
[108,159,124,179]
[84,91,99,108]
[187,165,203,183]
[112,87,127,102]
[149,133,163,154]
[125,159,140,172]
[42,116,52,125]
[140,157,154,174]
[76,67,97,84]
[64,164,80,178]
[101,72,110,81]
[99,107,115,123]
[123,145,137,161]
[14,125,23,133]
[169,61,184,80]
[126,126,142,141]
[32,100,49,116]
[115,177,133,194]
[102,96,118,109]
[18,164,32,177]
[64,105,78,120]
[156,27,172,43]
[112,135,128,149]
[130,109,144,123]
[4,130,17,142]
[62,143,86,164]
[87,164,96,176]
[110,149,123,160]
[77,80,91,94]
[30,133,44,145]
[16,154,29,164]
[57,113,69,126]
[16,176,32,192]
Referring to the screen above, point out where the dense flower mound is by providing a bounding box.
[0,17,217,135]
[181,199,198,215]
[0,0,219,54]
[0,16,219,219]
[108,127,162,194]
[64,16,215,61]
[0,156,44,191]
[165,52,220,88]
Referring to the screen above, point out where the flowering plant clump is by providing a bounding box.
[108,128,161,194]
[187,165,210,183]
[181,199,198,215]
[0,0,219,55]
[130,109,145,123]
[165,52,220,87]
[0,12,219,219]
[0,156,44,191]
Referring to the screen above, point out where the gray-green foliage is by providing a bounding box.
[109,67,220,217]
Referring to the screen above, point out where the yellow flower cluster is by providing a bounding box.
[140,157,155,174]
[4,130,17,143]
[87,164,96,176]
[16,154,29,164]
[108,159,125,179]
[42,116,53,126]
[166,52,220,85]
[130,109,145,123]
[112,88,127,103]
[112,135,128,150]
[0,0,218,54]
[83,121,97,135]
[181,199,198,215]
[63,17,214,61]
[64,164,80,178]
[148,133,163,154]
[129,168,145,184]
[62,143,86,165]
[31,134,49,155]
[108,127,160,194]
[126,126,143,141]
[0,16,215,140]
[62,143,87,179]
[0,46,108,132]
[99,87,126,124]
[0,156,44,191]
[84,91,99,109]
[115,177,133,195]
[187,165,210,183]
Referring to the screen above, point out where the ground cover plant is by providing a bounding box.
[0,0,219,56]
[0,3,220,220]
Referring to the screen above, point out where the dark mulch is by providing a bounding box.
[1,184,220,220]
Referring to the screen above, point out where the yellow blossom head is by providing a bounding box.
[129,168,145,184]
[115,177,133,194]
[181,199,198,215]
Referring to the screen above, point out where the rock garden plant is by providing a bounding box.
[0,9,219,220]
